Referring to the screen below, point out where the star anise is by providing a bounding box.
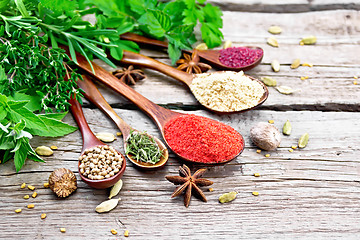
[112,65,146,85]
[176,50,211,74]
[165,164,213,208]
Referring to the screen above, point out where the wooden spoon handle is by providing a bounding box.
[120,32,169,49]
[121,50,193,86]
[77,75,132,138]
[68,95,99,150]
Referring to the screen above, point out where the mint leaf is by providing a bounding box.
[13,140,27,172]
[39,112,68,121]
[110,39,140,60]
[40,0,78,16]
[30,115,77,137]
[138,10,171,38]
[200,22,223,48]
[8,91,42,112]
[9,107,48,134]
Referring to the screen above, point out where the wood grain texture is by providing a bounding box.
[1,4,360,240]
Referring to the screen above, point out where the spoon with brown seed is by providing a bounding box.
[68,92,126,189]
[120,32,263,72]
[77,74,169,169]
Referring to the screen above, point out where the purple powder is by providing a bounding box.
[219,47,263,68]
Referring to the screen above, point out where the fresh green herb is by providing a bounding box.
[0,93,77,172]
[125,131,163,164]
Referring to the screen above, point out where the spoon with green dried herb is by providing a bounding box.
[77,74,168,169]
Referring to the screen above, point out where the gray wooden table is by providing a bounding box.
[1,1,360,239]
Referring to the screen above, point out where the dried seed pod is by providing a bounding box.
[223,40,232,49]
[282,120,292,135]
[275,86,296,95]
[49,168,77,198]
[109,179,123,199]
[271,60,280,72]
[298,133,309,148]
[300,35,317,45]
[250,122,281,151]
[35,146,53,156]
[261,76,277,87]
[219,191,237,203]
[267,37,279,47]
[290,59,301,69]
[268,26,282,34]
[195,43,208,50]
[95,132,116,143]
[95,198,121,213]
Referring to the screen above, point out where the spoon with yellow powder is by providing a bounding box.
[119,50,268,113]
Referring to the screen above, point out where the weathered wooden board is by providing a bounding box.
[1,109,359,239]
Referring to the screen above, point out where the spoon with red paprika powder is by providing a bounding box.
[64,48,245,165]
[118,50,269,114]
[120,32,263,72]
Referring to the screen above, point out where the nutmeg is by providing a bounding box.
[250,122,281,151]
[49,168,77,197]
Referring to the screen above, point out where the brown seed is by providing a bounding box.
[28,185,35,191]
[41,213,47,219]
[15,208,22,213]
[111,229,117,235]
[60,228,66,233]
[265,154,270,157]
[32,192,37,198]
[252,191,259,196]
[116,132,122,136]
[254,173,260,177]
[27,204,35,209]
[208,188,214,192]
[49,168,77,198]
[124,230,129,237]
[24,195,30,199]
[50,145,58,150]
[43,182,50,188]
[20,183,26,189]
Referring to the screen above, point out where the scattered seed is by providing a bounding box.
[354,76,358,79]
[116,132,122,136]
[302,62,313,67]
[289,149,294,152]
[111,229,118,235]
[265,154,270,157]
[267,37,279,47]
[254,173,260,177]
[275,86,296,95]
[20,183,26,189]
[15,208,22,213]
[43,182,50,188]
[252,191,259,196]
[27,204,35,209]
[223,40,232,49]
[300,35,317,45]
[195,43,208,50]
[32,192,37,198]
[282,120,292,135]
[268,120,274,124]
[299,41,305,46]
[298,133,309,148]
[109,179,123,199]
[208,187,214,192]
[28,185,35,191]
[95,198,121,213]
[271,60,280,72]
[353,81,358,85]
[50,145,58,150]
[268,25,282,34]
[256,149,261,154]
[41,213,47,219]
[290,59,301,69]
[60,228,66,233]
[291,145,297,149]
[261,76,277,87]
[35,146,53,156]
[124,230,129,237]
[95,132,116,143]
[24,195,30,199]
[219,191,237,203]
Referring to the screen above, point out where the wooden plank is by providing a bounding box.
[1,109,360,239]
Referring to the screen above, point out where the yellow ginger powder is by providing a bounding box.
[189,71,264,112]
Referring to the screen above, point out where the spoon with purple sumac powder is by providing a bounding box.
[120,32,263,72]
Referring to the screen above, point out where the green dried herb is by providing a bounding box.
[125,131,163,164]
[283,120,292,135]
[219,191,237,203]
[298,133,309,148]
[261,76,277,87]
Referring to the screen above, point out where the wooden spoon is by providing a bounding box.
[77,74,168,169]
[61,46,244,165]
[118,50,269,114]
[120,32,263,71]
[68,95,126,189]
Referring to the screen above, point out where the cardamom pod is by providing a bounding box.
[223,40,232,49]
[261,76,277,87]
[35,146,53,156]
[275,86,295,95]
[95,198,121,213]
[268,26,282,34]
[282,120,292,135]
[267,37,279,47]
[195,43,208,50]
[109,179,123,199]
[95,132,116,143]
[219,191,237,203]
[290,59,301,69]
[271,60,280,72]
[298,133,309,148]
[300,36,317,45]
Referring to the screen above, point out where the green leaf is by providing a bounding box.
[8,100,30,110]
[200,22,223,48]
[167,41,181,65]
[9,107,48,134]
[0,106,6,121]
[1,149,13,164]
[138,10,171,38]
[40,112,68,121]
[13,119,26,134]
[110,39,140,60]
[14,0,30,17]
[14,141,27,172]
[30,115,77,137]
[40,0,78,16]
[8,92,42,112]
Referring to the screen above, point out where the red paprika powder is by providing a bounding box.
[164,114,244,163]
[219,47,263,68]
